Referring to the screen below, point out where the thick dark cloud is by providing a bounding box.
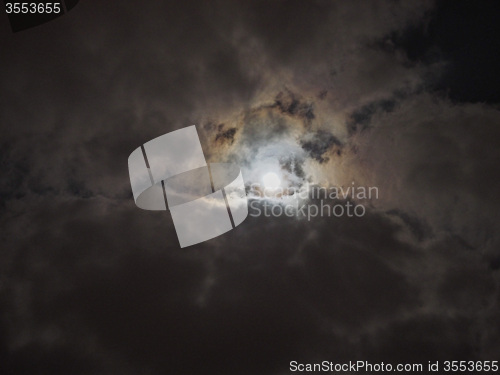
[273,91,315,127]
[1,195,496,374]
[300,130,342,163]
[215,125,238,145]
[0,198,468,370]
[390,0,500,103]
[1,1,500,374]
[347,98,397,135]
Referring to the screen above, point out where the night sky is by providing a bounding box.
[1,1,500,374]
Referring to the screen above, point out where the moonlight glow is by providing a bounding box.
[262,172,281,189]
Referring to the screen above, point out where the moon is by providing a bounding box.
[262,172,281,189]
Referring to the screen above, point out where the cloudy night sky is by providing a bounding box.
[1,1,500,374]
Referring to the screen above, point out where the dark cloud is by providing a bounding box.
[215,125,238,145]
[273,91,315,127]
[385,209,433,243]
[2,194,497,374]
[347,98,397,135]
[279,155,306,180]
[300,130,342,163]
[389,1,500,103]
[2,195,489,374]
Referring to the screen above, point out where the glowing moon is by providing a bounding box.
[262,172,281,188]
